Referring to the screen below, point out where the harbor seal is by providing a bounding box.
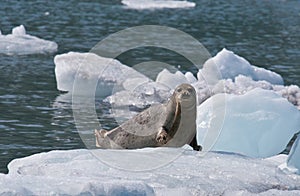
[95,83,200,150]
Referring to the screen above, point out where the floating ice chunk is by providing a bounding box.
[12,25,26,36]
[54,52,150,96]
[156,69,189,89]
[195,73,300,109]
[0,25,57,55]
[200,48,284,85]
[286,135,300,174]
[185,71,197,83]
[197,88,300,158]
[1,149,300,195]
[122,0,196,10]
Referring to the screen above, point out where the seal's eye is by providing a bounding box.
[176,88,182,93]
[187,88,194,93]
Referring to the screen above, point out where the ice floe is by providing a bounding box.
[53,48,300,162]
[199,48,284,85]
[0,25,57,55]
[122,0,196,10]
[54,48,300,109]
[1,148,300,195]
[3,47,300,194]
[54,52,150,96]
[197,88,300,158]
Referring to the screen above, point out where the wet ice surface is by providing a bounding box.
[0,25,57,55]
[1,148,300,195]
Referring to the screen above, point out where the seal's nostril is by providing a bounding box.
[183,91,189,96]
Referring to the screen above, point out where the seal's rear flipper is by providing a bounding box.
[156,127,170,145]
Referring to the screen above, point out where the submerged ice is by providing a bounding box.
[0,25,57,55]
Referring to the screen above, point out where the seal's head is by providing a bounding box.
[174,83,197,108]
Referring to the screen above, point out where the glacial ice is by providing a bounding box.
[3,46,300,194]
[121,0,196,10]
[199,48,284,85]
[197,88,300,158]
[0,25,57,55]
[196,48,300,108]
[209,75,300,110]
[53,48,300,171]
[1,149,300,195]
[156,69,189,89]
[54,49,300,109]
[54,52,150,96]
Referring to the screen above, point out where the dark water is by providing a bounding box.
[0,0,299,173]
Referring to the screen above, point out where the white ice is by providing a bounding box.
[104,69,197,120]
[53,48,300,160]
[54,52,150,97]
[53,49,300,108]
[121,0,196,10]
[209,75,300,110]
[197,88,300,158]
[199,48,284,85]
[4,47,300,194]
[1,148,300,195]
[0,25,57,55]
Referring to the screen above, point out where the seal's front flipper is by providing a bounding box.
[94,129,107,147]
[156,127,170,145]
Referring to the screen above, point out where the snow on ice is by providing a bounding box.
[0,25,57,55]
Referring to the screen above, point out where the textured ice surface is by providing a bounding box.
[199,48,284,85]
[1,149,300,195]
[53,48,300,159]
[122,0,196,10]
[0,25,57,55]
[208,75,300,109]
[53,49,300,108]
[156,69,189,89]
[54,52,150,96]
[104,69,196,114]
[286,135,300,174]
[197,88,300,158]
